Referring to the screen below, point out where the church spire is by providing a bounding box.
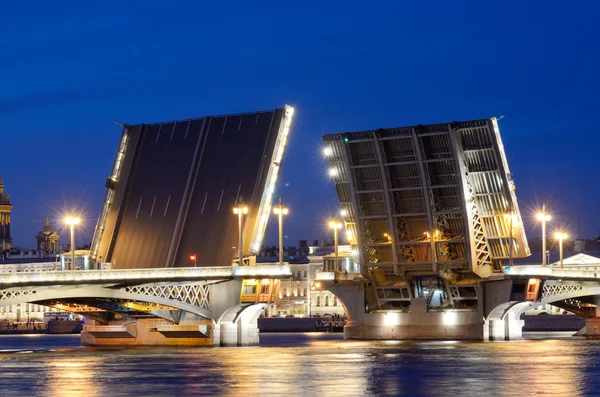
[46,217,49,226]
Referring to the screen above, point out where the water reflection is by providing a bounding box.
[45,358,101,397]
[0,333,599,396]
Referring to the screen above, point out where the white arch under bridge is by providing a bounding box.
[484,279,600,341]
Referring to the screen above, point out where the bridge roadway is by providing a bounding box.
[0,264,292,286]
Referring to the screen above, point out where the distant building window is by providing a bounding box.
[304,288,307,296]
[334,297,338,306]
[260,284,269,294]
[325,296,329,307]
[303,270,307,278]
[242,285,256,294]
[283,288,288,297]
[297,271,301,278]
[316,296,321,307]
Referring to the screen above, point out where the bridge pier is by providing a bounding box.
[81,317,217,347]
[483,316,524,341]
[574,318,600,337]
[327,283,484,340]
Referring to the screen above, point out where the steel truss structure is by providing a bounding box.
[324,118,529,308]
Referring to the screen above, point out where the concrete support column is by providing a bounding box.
[220,322,239,346]
[484,316,524,341]
[237,320,260,346]
[212,323,221,346]
[575,318,600,337]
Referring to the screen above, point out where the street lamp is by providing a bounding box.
[273,197,289,266]
[189,254,197,267]
[555,232,568,269]
[536,205,552,266]
[64,216,81,271]
[233,199,249,266]
[328,220,342,272]
[383,233,391,242]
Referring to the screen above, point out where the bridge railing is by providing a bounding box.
[0,265,292,285]
[0,262,62,274]
[504,266,599,279]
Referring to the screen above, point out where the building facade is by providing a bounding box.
[36,218,60,252]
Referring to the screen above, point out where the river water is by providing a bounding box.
[0,332,598,396]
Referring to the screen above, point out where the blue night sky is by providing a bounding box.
[1,1,599,250]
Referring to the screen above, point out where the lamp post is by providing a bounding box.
[328,220,342,272]
[536,205,552,266]
[64,216,80,271]
[233,199,248,266]
[189,254,197,267]
[555,232,568,269]
[273,197,289,266]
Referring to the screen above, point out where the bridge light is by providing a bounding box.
[536,204,552,266]
[328,221,342,229]
[328,168,338,177]
[64,216,81,226]
[64,215,81,271]
[554,232,568,269]
[323,147,333,157]
[340,209,348,217]
[536,213,552,222]
[233,200,249,265]
[273,197,289,265]
[554,232,568,240]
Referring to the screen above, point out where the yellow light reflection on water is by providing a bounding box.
[45,357,101,397]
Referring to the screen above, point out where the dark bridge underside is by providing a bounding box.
[94,108,287,268]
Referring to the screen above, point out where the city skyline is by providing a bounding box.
[2,1,599,248]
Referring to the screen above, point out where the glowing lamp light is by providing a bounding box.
[233,206,249,214]
[328,221,342,229]
[554,232,568,240]
[536,213,551,222]
[323,147,333,157]
[189,254,196,261]
[64,216,81,226]
[328,168,338,177]
[340,209,348,217]
[343,137,349,143]
[273,207,289,215]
